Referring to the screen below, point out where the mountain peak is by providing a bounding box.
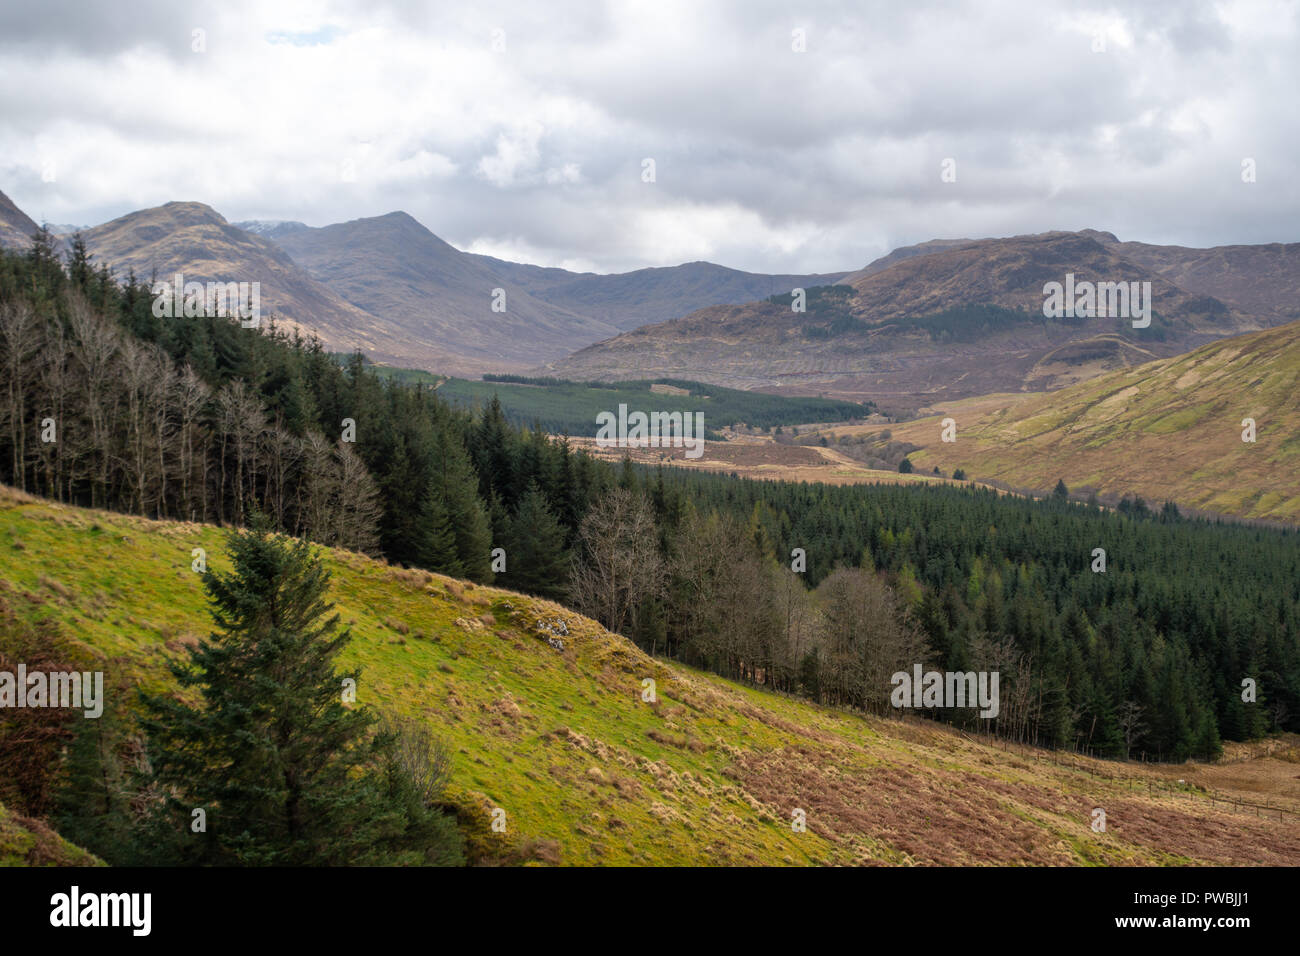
[154,200,228,226]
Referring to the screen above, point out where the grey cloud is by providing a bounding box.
[0,0,1296,275]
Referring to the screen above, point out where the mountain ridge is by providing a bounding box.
[541,230,1255,409]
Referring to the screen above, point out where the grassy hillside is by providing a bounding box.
[3,487,1299,865]
[0,802,101,866]
[890,319,1300,522]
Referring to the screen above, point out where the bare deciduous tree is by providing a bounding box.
[815,567,930,715]
[569,487,664,636]
[0,301,39,491]
[334,442,381,555]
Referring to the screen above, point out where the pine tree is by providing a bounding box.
[67,231,93,291]
[473,395,515,505]
[502,484,570,600]
[430,427,493,582]
[140,521,463,865]
[416,485,461,576]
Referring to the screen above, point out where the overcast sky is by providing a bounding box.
[1,0,1297,274]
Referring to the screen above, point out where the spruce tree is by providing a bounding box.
[416,484,462,576]
[430,427,494,582]
[141,521,463,865]
[503,484,570,600]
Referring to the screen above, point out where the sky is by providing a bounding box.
[1,0,1297,275]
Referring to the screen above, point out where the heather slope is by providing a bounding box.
[0,802,101,866]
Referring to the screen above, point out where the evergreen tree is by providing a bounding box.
[416,484,461,576]
[140,521,463,865]
[502,484,570,600]
[429,428,494,582]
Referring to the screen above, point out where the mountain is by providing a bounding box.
[4,189,847,376]
[480,255,848,332]
[271,212,621,371]
[891,318,1300,523]
[268,212,845,371]
[0,190,39,250]
[838,237,977,283]
[1090,232,1300,328]
[542,231,1252,410]
[5,485,1294,865]
[80,202,457,369]
[234,219,310,239]
[844,228,1300,328]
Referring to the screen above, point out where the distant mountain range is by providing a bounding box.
[78,202,451,368]
[268,211,845,371]
[235,219,310,239]
[542,229,1297,409]
[3,188,1297,396]
[0,189,842,376]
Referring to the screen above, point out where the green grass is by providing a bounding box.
[0,802,102,867]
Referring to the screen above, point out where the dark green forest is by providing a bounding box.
[436,372,874,435]
[2,230,1298,773]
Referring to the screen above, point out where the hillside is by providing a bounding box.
[0,189,39,250]
[3,486,1299,866]
[542,232,1250,409]
[841,229,1300,330]
[885,319,1300,522]
[0,801,101,866]
[0,802,101,866]
[80,202,456,371]
[1094,232,1300,329]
